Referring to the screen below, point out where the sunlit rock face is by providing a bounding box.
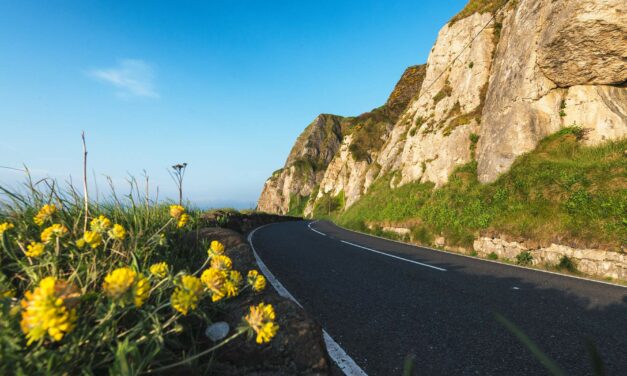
[258,0,627,214]
[477,0,627,183]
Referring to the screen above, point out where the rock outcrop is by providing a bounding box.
[259,0,626,214]
[377,12,496,188]
[258,64,426,215]
[257,114,345,214]
[477,0,627,182]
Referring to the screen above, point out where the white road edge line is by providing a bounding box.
[332,222,627,289]
[309,220,446,272]
[247,224,368,376]
[339,240,447,272]
[307,221,327,236]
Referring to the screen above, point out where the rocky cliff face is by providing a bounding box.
[257,114,345,214]
[258,65,426,215]
[477,0,627,182]
[259,0,626,216]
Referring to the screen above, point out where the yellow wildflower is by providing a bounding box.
[244,303,279,344]
[40,224,68,243]
[247,270,266,292]
[102,267,150,308]
[169,205,185,219]
[25,242,45,258]
[133,275,151,307]
[149,262,169,278]
[33,204,56,226]
[208,240,225,257]
[177,213,190,228]
[90,215,112,233]
[109,224,126,240]
[83,231,102,249]
[0,222,15,236]
[230,270,243,286]
[76,238,86,249]
[210,255,232,271]
[20,277,78,344]
[224,280,239,298]
[223,270,242,299]
[103,267,136,300]
[171,275,203,315]
[201,268,227,302]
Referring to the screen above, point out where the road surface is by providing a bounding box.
[249,220,627,375]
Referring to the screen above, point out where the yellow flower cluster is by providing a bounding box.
[20,277,78,345]
[210,255,233,271]
[83,231,103,249]
[201,253,242,302]
[244,303,279,344]
[207,240,225,257]
[25,241,45,258]
[169,205,190,228]
[40,224,68,243]
[82,215,126,248]
[0,222,15,236]
[90,215,112,233]
[169,205,185,219]
[109,224,126,240]
[102,267,151,307]
[133,275,150,307]
[149,262,169,278]
[33,204,56,226]
[247,270,267,292]
[171,275,203,315]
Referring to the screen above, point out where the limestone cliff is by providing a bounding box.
[258,65,426,214]
[257,114,345,214]
[258,0,626,216]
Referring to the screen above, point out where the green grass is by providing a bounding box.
[346,107,392,162]
[331,127,626,250]
[450,0,511,24]
[432,82,453,105]
[287,193,310,216]
[0,174,277,374]
[313,190,346,218]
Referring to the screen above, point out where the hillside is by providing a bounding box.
[257,0,626,279]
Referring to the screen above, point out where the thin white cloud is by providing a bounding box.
[89,59,159,99]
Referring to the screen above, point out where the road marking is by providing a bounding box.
[307,221,327,236]
[333,222,627,289]
[248,225,368,376]
[340,240,447,272]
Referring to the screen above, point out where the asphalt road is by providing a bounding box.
[250,220,627,375]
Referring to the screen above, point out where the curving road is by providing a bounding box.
[249,220,627,375]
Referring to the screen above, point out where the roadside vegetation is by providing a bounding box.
[0,173,275,374]
[450,0,512,24]
[331,127,626,251]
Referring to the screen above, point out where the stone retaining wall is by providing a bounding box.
[474,237,627,281]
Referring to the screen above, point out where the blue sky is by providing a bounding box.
[0,0,467,208]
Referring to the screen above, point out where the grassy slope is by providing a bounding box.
[332,128,626,251]
[450,0,511,24]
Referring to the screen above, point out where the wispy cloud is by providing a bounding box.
[88,59,159,99]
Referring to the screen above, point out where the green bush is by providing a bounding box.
[558,256,577,273]
[488,252,499,260]
[516,251,533,265]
